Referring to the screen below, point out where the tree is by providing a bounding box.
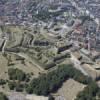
[15,83,24,92]
[8,81,15,90]
[8,68,26,81]
[0,79,6,85]
[0,92,8,100]
[49,95,55,100]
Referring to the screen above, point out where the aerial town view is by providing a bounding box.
[0,0,100,100]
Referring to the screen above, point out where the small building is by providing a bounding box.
[53,53,70,62]
[33,40,49,46]
[44,62,56,70]
[57,42,72,53]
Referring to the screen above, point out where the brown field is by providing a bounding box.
[54,79,86,100]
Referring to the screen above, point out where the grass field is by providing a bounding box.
[0,53,8,80]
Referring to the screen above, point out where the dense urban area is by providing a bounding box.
[0,0,100,100]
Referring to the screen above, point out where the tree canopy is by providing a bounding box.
[25,64,92,96]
